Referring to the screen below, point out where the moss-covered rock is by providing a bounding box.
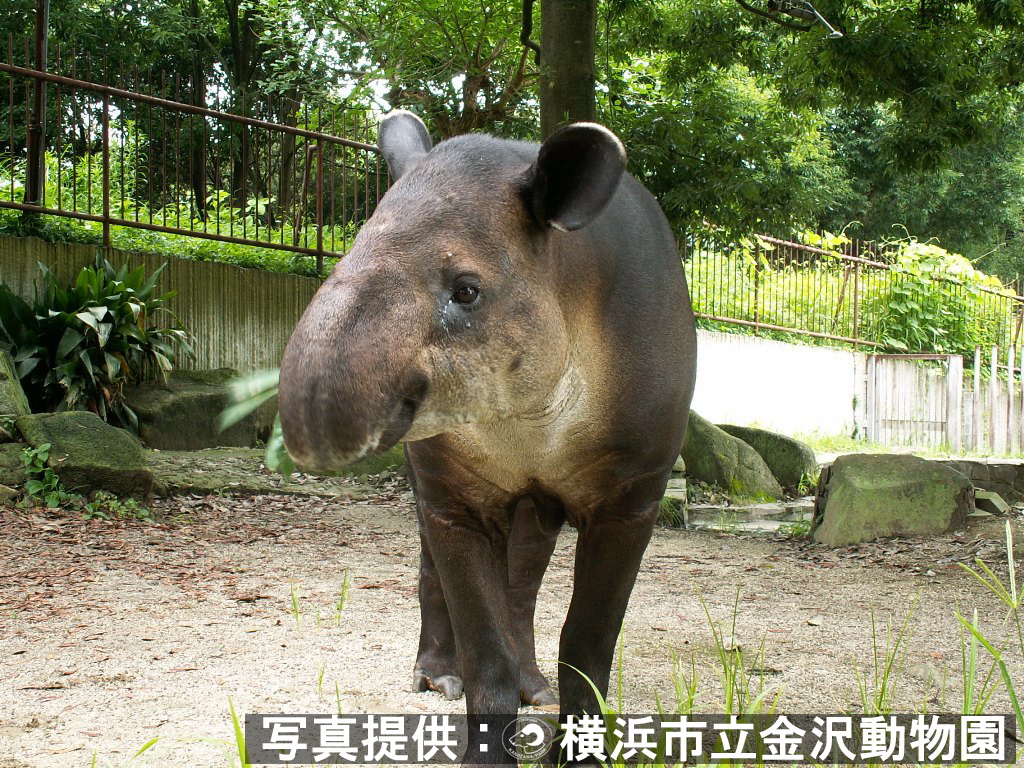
[0,442,26,487]
[0,349,30,418]
[15,411,154,497]
[718,424,817,492]
[681,412,783,500]
[126,368,257,450]
[812,454,971,546]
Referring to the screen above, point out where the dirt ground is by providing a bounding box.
[1,473,1022,768]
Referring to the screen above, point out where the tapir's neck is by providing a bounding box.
[518,354,584,428]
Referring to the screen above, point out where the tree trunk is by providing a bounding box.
[539,0,597,140]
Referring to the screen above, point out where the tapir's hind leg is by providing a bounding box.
[555,495,660,720]
[412,506,464,700]
[507,500,562,706]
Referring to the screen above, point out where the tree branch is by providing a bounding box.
[734,0,814,32]
[521,0,541,65]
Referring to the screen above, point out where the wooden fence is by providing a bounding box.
[0,234,319,372]
[865,348,1024,454]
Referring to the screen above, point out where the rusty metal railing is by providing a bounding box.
[1,40,384,276]
[682,233,1024,363]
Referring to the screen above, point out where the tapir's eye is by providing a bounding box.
[452,283,480,306]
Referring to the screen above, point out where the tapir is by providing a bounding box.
[278,110,696,744]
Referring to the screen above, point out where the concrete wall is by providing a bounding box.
[0,235,320,373]
[692,329,866,437]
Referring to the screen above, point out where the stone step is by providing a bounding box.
[684,497,814,533]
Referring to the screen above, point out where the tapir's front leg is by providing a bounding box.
[420,502,519,715]
[413,505,464,700]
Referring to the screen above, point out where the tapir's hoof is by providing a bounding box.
[520,668,557,706]
[520,683,557,707]
[414,669,464,700]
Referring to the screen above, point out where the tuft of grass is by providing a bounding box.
[667,649,699,716]
[335,570,351,626]
[795,431,890,455]
[852,602,915,715]
[777,519,811,538]
[958,520,1024,732]
[289,582,301,626]
[698,587,780,717]
[657,496,686,528]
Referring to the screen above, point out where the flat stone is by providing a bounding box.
[0,483,16,504]
[975,490,1010,516]
[813,454,971,546]
[16,411,154,497]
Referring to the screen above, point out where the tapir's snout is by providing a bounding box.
[278,273,428,471]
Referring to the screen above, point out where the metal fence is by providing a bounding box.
[1,39,385,275]
[682,233,1024,364]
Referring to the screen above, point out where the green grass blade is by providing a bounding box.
[228,698,250,768]
[132,737,159,759]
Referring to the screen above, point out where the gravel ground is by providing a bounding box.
[1,479,1022,768]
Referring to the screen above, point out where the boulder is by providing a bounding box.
[0,349,30,418]
[16,411,154,497]
[0,443,26,487]
[681,412,783,500]
[0,483,16,504]
[126,369,257,450]
[812,454,971,546]
[718,424,817,492]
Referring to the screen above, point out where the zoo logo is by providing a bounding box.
[502,715,555,761]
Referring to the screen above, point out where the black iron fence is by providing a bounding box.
[1,39,384,275]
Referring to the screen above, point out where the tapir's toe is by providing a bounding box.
[413,669,464,700]
[520,670,557,706]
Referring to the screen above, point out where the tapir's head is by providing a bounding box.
[278,112,626,469]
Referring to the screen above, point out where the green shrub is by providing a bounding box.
[0,255,193,430]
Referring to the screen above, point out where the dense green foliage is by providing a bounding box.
[0,257,193,429]
[4,0,1024,276]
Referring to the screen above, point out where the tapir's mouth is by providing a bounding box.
[376,396,420,453]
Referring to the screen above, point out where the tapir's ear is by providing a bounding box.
[526,123,626,232]
[378,110,433,180]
